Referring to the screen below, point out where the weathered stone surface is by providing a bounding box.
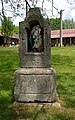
[19,53,50,68]
[12,101,61,119]
[14,68,56,102]
[13,101,61,109]
[19,7,51,68]
[14,7,56,103]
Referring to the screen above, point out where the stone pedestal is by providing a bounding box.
[14,68,56,102]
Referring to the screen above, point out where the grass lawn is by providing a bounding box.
[0,46,75,120]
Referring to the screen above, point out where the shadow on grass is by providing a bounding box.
[0,73,18,120]
[53,111,75,120]
[19,106,75,120]
[0,74,17,120]
[63,96,75,109]
[0,97,18,120]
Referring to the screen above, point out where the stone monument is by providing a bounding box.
[14,8,56,103]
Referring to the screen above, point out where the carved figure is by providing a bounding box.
[29,25,44,52]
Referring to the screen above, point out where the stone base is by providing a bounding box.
[13,100,61,112]
[12,100,61,118]
[14,68,56,102]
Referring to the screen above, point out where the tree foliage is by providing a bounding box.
[50,18,60,30]
[1,17,14,45]
[13,25,19,34]
[0,26,1,30]
[62,19,75,29]
[46,18,75,30]
[46,18,60,30]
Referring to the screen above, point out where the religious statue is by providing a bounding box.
[29,25,44,52]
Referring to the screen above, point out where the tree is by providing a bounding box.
[13,25,19,34]
[1,0,40,18]
[47,18,60,30]
[46,18,75,30]
[0,0,54,19]
[62,19,75,29]
[0,26,1,30]
[1,17,14,46]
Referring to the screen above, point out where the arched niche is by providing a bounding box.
[28,20,44,52]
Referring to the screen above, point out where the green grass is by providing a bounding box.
[0,46,75,120]
[51,46,75,109]
[0,47,19,120]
